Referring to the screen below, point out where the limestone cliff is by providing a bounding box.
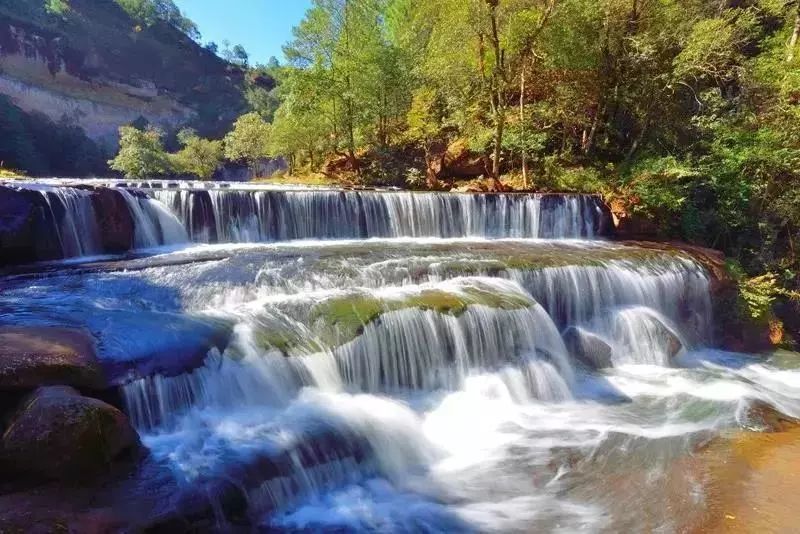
[0,0,248,148]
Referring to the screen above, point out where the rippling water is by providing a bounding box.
[2,234,798,532]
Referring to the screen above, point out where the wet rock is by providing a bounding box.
[594,199,616,238]
[97,312,234,385]
[563,327,613,370]
[0,185,62,265]
[653,319,684,362]
[0,386,139,480]
[89,188,134,253]
[739,399,800,433]
[0,326,105,391]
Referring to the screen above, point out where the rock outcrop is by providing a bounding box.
[563,327,614,370]
[0,386,138,480]
[89,188,135,253]
[0,326,105,391]
[0,185,62,264]
[739,399,800,433]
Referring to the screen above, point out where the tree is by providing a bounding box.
[223,112,272,175]
[108,126,172,179]
[172,129,224,180]
[220,41,250,67]
[406,87,448,188]
[45,0,70,17]
[115,0,200,39]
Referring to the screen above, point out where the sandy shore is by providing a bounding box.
[692,428,800,533]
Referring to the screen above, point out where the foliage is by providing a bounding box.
[739,273,800,321]
[114,0,199,39]
[172,129,224,180]
[44,0,70,17]
[108,126,172,179]
[223,113,272,171]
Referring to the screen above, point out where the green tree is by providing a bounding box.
[223,112,272,175]
[45,0,70,17]
[108,126,172,179]
[172,129,224,180]
[115,0,199,39]
[406,86,449,187]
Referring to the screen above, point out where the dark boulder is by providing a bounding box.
[0,326,106,391]
[0,185,62,265]
[594,199,616,238]
[90,188,135,253]
[739,399,800,433]
[563,326,613,370]
[649,317,685,362]
[0,386,139,480]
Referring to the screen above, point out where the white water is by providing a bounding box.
[151,188,605,241]
[2,184,800,531]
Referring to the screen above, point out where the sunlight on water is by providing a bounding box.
[2,183,799,531]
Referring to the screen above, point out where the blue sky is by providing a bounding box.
[174,0,312,65]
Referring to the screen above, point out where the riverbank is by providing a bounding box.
[693,426,800,532]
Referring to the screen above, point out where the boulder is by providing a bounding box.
[442,139,489,179]
[0,186,62,265]
[90,188,135,253]
[0,326,106,391]
[0,386,139,480]
[594,199,616,238]
[739,399,800,433]
[563,327,613,370]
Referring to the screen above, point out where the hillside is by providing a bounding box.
[0,0,253,174]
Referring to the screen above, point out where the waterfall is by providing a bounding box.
[117,189,188,248]
[8,179,786,532]
[41,187,103,257]
[511,257,712,345]
[150,189,609,242]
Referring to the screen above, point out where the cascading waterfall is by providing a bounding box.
[511,257,712,344]
[41,187,103,257]
[5,180,800,531]
[151,188,607,242]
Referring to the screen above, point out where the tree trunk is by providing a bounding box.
[789,3,800,62]
[487,0,505,190]
[492,116,504,185]
[583,101,606,155]
[423,146,441,190]
[520,67,528,189]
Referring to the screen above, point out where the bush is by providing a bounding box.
[108,125,172,178]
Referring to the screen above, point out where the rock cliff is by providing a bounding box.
[0,0,248,150]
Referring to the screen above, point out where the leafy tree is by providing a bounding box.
[172,129,224,180]
[108,125,172,179]
[45,0,70,17]
[220,41,250,67]
[115,0,200,39]
[223,112,272,174]
[406,86,449,187]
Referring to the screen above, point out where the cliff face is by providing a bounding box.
[0,0,247,148]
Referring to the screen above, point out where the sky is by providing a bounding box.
[174,0,313,65]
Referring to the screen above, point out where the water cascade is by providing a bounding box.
[152,188,609,242]
[1,181,799,531]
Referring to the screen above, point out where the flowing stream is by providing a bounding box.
[1,181,799,532]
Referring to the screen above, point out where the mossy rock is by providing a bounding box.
[306,285,535,348]
[0,386,139,481]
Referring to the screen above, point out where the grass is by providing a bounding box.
[252,171,341,187]
[0,168,26,179]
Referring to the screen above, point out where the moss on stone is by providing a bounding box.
[305,285,534,349]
